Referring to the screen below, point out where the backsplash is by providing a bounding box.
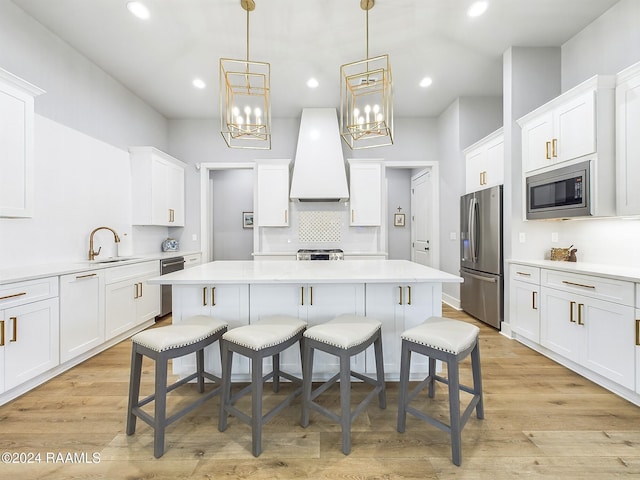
[298,211,342,242]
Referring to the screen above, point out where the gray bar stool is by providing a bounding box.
[397,316,484,466]
[300,314,386,455]
[218,315,306,457]
[126,315,228,458]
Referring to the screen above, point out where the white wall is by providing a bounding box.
[386,169,412,260]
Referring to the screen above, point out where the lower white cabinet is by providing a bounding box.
[0,277,59,394]
[249,283,366,376]
[636,305,640,395]
[172,284,249,376]
[509,265,541,342]
[59,270,105,363]
[364,283,437,376]
[105,261,160,340]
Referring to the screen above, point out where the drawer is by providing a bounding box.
[105,260,159,284]
[542,269,634,306]
[184,253,201,268]
[510,264,540,284]
[0,277,59,309]
[636,284,640,309]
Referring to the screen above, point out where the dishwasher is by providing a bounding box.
[160,256,185,317]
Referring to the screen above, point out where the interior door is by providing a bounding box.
[411,170,433,267]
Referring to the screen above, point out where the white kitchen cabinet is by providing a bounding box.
[365,283,437,376]
[59,270,105,363]
[105,261,160,340]
[539,271,635,390]
[615,61,640,216]
[184,253,202,268]
[172,284,249,376]
[0,277,59,393]
[348,160,383,226]
[518,75,615,174]
[0,69,44,218]
[464,128,504,193]
[509,264,540,343]
[255,160,290,227]
[250,283,366,376]
[636,306,640,395]
[130,147,186,226]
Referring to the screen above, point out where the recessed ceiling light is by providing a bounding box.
[192,78,206,89]
[419,77,433,88]
[306,78,319,89]
[467,1,488,18]
[127,1,150,20]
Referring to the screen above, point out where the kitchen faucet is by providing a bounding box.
[88,226,121,260]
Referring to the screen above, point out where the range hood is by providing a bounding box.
[290,108,349,202]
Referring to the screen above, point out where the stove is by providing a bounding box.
[296,249,344,261]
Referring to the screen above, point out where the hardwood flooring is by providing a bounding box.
[1,305,640,479]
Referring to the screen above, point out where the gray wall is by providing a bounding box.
[386,169,412,260]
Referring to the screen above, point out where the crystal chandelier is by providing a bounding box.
[340,0,393,149]
[220,0,271,149]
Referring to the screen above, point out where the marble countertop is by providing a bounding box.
[147,259,463,285]
[0,251,201,285]
[507,259,640,282]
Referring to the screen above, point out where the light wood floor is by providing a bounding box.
[1,305,640,479]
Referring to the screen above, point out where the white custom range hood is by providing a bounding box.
[289,108,349,202]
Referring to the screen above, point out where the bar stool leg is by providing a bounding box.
[339,350,352,455]
[373,333,387,408]
[126,346,143,435]
[471,342,484,419]
[251,354,264,457]
[154,352,169,459]
[218,342,233,432]
[196,348,205,393]
[447,356,462,467]
[396,340,410,433]
[428,356,437,398]
[272,352,280,393]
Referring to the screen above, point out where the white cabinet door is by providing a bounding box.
[0,69,43,218]
[510,281,540,343]
[59,271,105,363]
[522,111,554,172]
[554,91,596,162]
[135,275,160,325]
[2,297,59,391]
[166,161,185,226]
[465,147,486,193]
[349,161,383,226]
[256,161,290,227]
[464,130,504,193]
[105,279,137,340]
[616,64,640,215]
[484,135,504,189]
[172,284,250,376]
[540,287,581,361]
[636,308,640,395]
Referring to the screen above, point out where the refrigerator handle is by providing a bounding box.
[469,198,479,263]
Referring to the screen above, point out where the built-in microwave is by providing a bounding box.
[526,160,591,220]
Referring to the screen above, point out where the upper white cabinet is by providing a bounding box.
[130,147,186,226]
[0,69,44,218]
[255,159,290,227]
[348,160,383,226]
[615,62,640,216]
[464,128,504,193]
[518,75,616,174]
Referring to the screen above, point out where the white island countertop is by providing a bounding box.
[148,259,463,285]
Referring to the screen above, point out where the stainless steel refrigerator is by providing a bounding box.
[460,185,503,329]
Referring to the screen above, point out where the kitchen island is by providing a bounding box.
[148,260,462,381]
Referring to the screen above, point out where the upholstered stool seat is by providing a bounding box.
[126,315,228,458]
[301,314,386,455]
[218,315,306,457]
[397,316,484,466]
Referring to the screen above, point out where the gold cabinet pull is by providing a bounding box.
[10,317,17,342]
[169,208,175,223]
[203,287,208,306]
[309,286,313,306]
[569,301,576,323]
[398,286,403,305]
[479,171,483,185]
[552,138,557,157]
[545,141,551,160]
[211,287,216,306]
[139,282,143,298]
[562,280,595,289]
[532,291,537,310]
[284,210,288,223]
[636,319,640,346]
[407,286,411,305]
[516,271,531,277]
[0,292,27,301]
[0,320,4,346]
[351,209,355,223]
[577,303,584,326]
[134,283,139,299]
[75,273,97,279]
[301,286,304,306]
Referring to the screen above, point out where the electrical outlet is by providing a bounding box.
[450,232,457,240]
[192,234,197,241]
[519,232,526,243]
[551,232,559,243]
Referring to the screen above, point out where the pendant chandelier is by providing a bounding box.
[220,0,271,149]
[340,0,393,149]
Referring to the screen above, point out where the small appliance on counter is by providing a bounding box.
[550,245,578,262]
[162,238,179,252]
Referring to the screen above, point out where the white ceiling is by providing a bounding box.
[11,0,621,119]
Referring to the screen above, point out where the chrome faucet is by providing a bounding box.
[88,226,121,260]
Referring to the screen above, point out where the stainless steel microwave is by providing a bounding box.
[526,160,591,220]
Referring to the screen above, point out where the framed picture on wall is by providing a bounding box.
[243,211,254,229]
[394,213,405,227]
